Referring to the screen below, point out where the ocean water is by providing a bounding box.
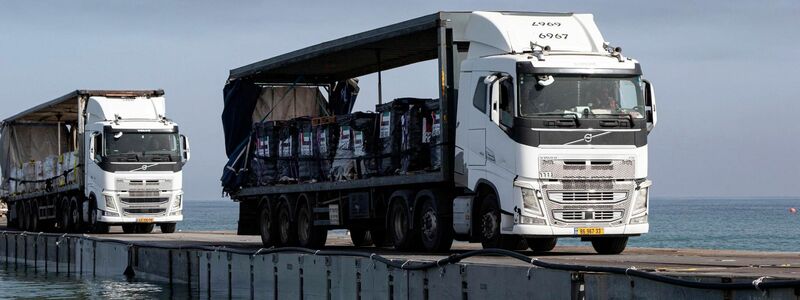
[1,197,798,298]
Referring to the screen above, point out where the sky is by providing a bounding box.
[0,1,798,200]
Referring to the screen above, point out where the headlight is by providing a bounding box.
[521,188,543,216]
[104,195,117,211]
[632,187,648,214]
[173,194,182,209]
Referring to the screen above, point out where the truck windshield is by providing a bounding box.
[104,132,181,162]
[518,75,646,118]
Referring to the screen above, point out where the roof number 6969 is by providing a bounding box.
[532,22,561,27]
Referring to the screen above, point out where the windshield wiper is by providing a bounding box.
[591,113,636,128]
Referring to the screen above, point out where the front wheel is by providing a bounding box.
[122,224,137,233]
[527,238,557,253]
[479,195,522,250]
[349,228,373,247]
[591,237,628,254]
[137,223,155,234]
[159,223,177,234]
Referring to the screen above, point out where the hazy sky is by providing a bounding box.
[1,1,798,200]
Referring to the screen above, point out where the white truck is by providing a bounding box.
[223,11,656,254]
[1,90,189,234]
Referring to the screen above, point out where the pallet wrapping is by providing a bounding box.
[295,117,319,182]
[423,99,442,171]
[277,121,298,182]
[250,121,279,186]
[330,112,378,181]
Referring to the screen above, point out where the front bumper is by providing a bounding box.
[509,223,648,236]
[98,213,183,224]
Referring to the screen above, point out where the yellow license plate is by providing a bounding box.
[136,218,154,223]
[576,227,604,235]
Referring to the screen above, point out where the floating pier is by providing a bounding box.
[0,226,798,299]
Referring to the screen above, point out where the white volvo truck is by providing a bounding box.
[224,11,656,254]
[1,90,190,234]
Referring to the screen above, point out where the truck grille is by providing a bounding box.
[548,191,627,203]
[123,208,166,215]
[128,190,160,197]
[554,210,622,222]
[120,197,169,204]
[539,157,635,179]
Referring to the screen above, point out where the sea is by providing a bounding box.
[1,197,798,298]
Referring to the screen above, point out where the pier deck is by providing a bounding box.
[1,221,798,299]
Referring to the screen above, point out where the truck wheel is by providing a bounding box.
[296,202,327,248]
[58,196,70,232]
[68,196,81,233]
[137,224,155,234]
[479,195,521,250]
[122,224,137,233]
[276,202,297,246]
[30,200,39,232]
[388,200,417,251]
[349,228,373,247]
[369,228,391,247]
[20,202,30,231]
[160,223,177,234]
[87,197,109,233]
[527,238,557,253]
[418,199,453,252]
[591,237,628,254]
[258,202,276,247]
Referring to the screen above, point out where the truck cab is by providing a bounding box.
[454,12,656,253]
[84,95,189,233]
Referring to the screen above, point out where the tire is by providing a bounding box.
[137,224,155,234]
[276,202,297,246]
[349,228,373,247]
[369,228,391,247]
[29,200,39,232]
[591,237,628,254]
[122,224,137,233]
[296,202,327,249]
[58,196,70,232]
[527,238,558,253]
[68,196,81,233]
[418,198,453,252]
[160,223,177,234]
[20,202,30,231]
[87,196,109,233]
[479,195,521,250]
[258,202,276,247]
[388,200,417,251]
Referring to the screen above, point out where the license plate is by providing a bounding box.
[136,218,154,223]
[576,227,604,235]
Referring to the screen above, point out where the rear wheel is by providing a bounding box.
[591,237,628,254]
[258,201,276,247]
[20,202,30,231]
[29,200,39,232]
[296,201,327,248]
[68,196,80,233]
[58,196,70,232]
[276,202,297,246]
[479,195,521,250]
[527,238,558,253]
[418,198,453,252]
[159,223,177,234]
[388,200,416,250]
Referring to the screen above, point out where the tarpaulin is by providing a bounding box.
[222,79,261,157]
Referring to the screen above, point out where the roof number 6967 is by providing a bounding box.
[538,33,568,39]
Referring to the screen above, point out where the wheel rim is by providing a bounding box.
[279,208,290,243]
[298,209,310,244]
[391,204,406,242]
[259,209,271,241]
[421,207,437,242]
[481,211,498,241]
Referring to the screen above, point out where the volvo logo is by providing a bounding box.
[140,164,148,171]
[564,131,613,145]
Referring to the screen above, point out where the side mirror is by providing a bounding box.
[180,134,191,162]
[643,79,657,132]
